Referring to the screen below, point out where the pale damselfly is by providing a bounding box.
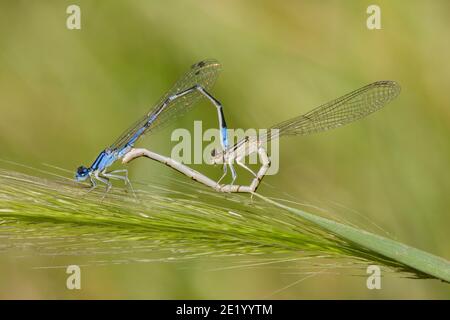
[123,80,401,193]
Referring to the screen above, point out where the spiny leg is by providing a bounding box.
[216,163,228,185]
[236,158,257,178]
[86,174,97,193]
[94,171,112,199]
[102,169,137,198]
[229,162,237,186]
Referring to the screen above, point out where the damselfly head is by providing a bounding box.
[75,166,89,181]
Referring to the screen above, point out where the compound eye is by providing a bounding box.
[77,166,86,175]
[210,149,216,157]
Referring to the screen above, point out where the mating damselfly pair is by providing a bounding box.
[75,59,400,195]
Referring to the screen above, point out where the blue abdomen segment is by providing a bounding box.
[128,127,146,146]
[221,127,228,149]
[116,126,146,158]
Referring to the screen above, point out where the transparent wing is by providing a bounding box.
[109,59,221,151]
[266,81,400,141]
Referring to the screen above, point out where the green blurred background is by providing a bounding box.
[0,0,449,298]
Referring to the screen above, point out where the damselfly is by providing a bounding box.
[75,59,229,194]
[123,80,401,193]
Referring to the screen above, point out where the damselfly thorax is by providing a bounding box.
[211,135,265,165]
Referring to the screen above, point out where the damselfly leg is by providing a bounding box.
[92,171,112,199]
[236,158,258,178]
[101,169,137,198]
